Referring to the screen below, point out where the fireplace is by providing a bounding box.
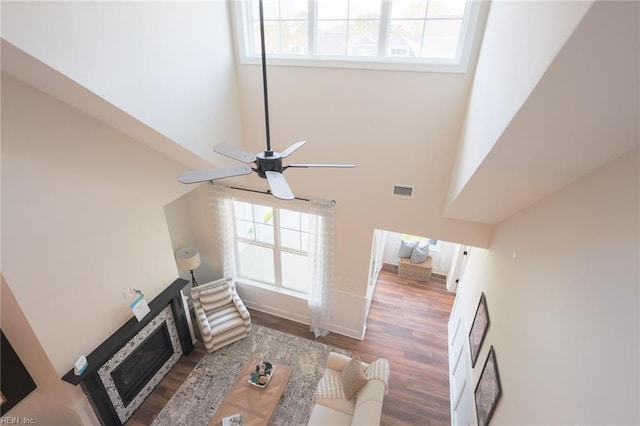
[97,305,183,423]
[111,323,173,406]
[62,278,193,425]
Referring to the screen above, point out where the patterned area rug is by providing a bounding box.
[151,324,348,426]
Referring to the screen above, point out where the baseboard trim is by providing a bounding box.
[246,305,362,340]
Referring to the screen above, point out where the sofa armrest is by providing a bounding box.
[326,352,366,372]
[232,293,251,321]
[193,303,212,337]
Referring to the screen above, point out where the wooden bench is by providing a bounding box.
[398,256,432,281]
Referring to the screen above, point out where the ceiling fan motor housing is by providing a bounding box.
[256,151,283,177]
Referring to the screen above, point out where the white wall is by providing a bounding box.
[167,56,500,336]
[1,1,243,164]
[2,0,496,341]
[164,184,225,284]
[234,63,494,301]
[447,1,638,224]
[447,0,593,208]
[2,75,192,412]
[453,148,639,424]
[1,277,95,424]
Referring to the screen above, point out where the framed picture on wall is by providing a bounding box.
[469,292,490,367]
[474,346,502,426]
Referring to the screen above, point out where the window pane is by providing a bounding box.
[348,22,379,57]
[254,21,282,54]
[280,209,301,230]
[281,251,310,293]
[318,0,348,19]
[281,0,308,19]
[238,242,275,284]
[427,0,466,18]
[236,219,255,240]
[241,0,477,70]
[255,223,274,244]
[421,19,462,58]
[281,20,308,55]
[317,21,347,56]
[388,20,423,57]
[391,0,427,19]
[349,0,382,19]
[281,228,301,250]
[301,231,310,251]
[253,204,273,224]
[233,201,252,221]
[252,0,280,20]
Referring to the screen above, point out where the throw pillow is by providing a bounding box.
[410,245,429,264]
[341,354,368,400]
[398,240,418,258]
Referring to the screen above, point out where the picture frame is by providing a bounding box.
[469,292,490,368]
[474,346,502,426]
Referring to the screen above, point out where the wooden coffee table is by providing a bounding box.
[209,357,293,426]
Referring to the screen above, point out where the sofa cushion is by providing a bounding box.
[352,398,384,425]
[197,283,232,311]
[341,355,368,400]
[307,403,353,426]
[315,395,356,416]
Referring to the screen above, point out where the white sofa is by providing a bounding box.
[308,352,390,426]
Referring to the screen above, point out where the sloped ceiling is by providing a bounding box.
[0,40,211,172]
[446,1,639,224]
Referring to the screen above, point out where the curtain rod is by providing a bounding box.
[228,185,336,205]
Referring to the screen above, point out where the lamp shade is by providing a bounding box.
[175,247,201,271]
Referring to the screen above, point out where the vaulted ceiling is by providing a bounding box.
[1,0,637,234]
[446,1,639,224]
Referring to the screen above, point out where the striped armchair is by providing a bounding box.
[191,277,251,352]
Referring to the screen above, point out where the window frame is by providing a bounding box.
[230,0,484,73]
[232,200,312,296]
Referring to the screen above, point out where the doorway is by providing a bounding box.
[366,229,471,310]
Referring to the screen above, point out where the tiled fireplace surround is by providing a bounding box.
[62,278,194,425]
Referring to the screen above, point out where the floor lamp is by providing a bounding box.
[176,247,201,287]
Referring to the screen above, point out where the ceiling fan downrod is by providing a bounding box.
[258,0,272,156]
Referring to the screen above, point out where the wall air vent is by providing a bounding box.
[393,185,413,198]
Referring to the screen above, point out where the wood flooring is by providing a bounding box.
[127,267,455,425]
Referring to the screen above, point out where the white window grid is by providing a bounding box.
[233,201,310,293]
[232,0,483,73]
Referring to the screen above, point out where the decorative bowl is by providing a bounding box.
[248,361,275,388]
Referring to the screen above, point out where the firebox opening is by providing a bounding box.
[111,323,173,406]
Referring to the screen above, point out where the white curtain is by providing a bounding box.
[210,184,236,279]
[307,199,335,338]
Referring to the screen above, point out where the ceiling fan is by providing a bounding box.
[178,0,355,200]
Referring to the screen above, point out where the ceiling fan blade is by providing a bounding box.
[214,143,256,163]
[265,171,295,200]
[281,140,307,158]
[178,165,253,184]
[287,164,356,168]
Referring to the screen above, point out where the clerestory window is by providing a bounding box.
[232,0,482,72]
